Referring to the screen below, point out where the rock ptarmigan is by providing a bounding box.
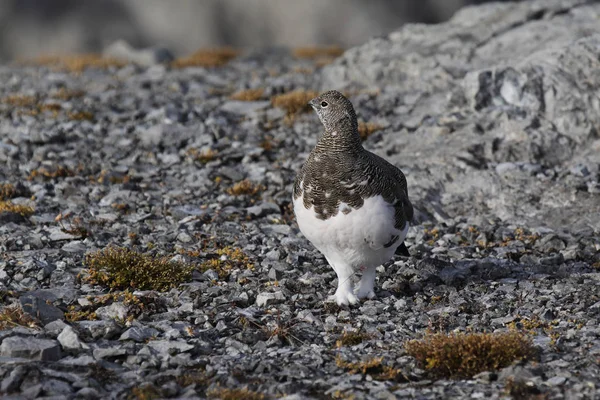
[293,90,413,306]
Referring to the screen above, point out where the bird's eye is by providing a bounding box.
[321,101,328,108]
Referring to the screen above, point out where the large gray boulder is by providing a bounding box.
[322,0,600,230]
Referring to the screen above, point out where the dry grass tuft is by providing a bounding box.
[0,201,34,217]
[83,247,195,291]
[0,183,31,202]
[28,165,78,181]
[187,148,218,164]
[1,90,87,118]
[176,371,210,387]
[29,54,126,73]
[0,184,16,201]
[405,331,535,379]
[335,355,404,381]
[172,47,239,68]
[358,121,383,141]
[271,90,318,116]
[1,94,38,108]
[68,110,95,121]
[227,179,263,197]
[52,88,85,101]
[129,384,163,400]
[336,330,372,348]
[0,305,40,330]
[206,386,265,400]
[65,291,150,323]
[293,46,344,61]
[198,246,254,279]
[336,356,383,375]
[230,88,265,101]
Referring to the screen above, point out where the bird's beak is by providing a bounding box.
[308,98,318,109]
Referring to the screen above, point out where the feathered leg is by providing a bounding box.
[356,265,377,299]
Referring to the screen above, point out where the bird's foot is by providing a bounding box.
[356,266,376,300]
[331,287,359,306]
[356,288,376,300]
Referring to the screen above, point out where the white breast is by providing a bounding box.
[293,193,408,270]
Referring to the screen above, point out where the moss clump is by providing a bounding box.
[29,54,126,73]
[199,246,254,279]
[177,371,209,387]
[187,148,218,164]
[230,88,264,101]
[293,46,344,66]
[358,121,383,141]
[504,376,543,399]
[66,291,153,323]
[64,308,98,323]
[129,384,163,400]
[28,165,77,181]
[0,201,34,217]
[52,88,85,100]
[0,305,40,330]
[271,90,318,116]
[172,47,239,68]
[83,247,195,291]
[68,110,95,121]
[336,330,372,348]
[1,91,88,119]
[96,170,131,185]
[0,184,16,201]
[206,386,265,400]
[335,356,403,381]
[59,216,91,239]
[227,179,263,197]
[405,331,535,379]
[1,94,38,108]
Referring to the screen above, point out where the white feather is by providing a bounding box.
[293,194,408,271]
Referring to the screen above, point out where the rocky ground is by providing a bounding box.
[1,0,600,399]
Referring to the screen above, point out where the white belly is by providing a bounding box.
[293,194,408,270]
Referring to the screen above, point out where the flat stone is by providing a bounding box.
[61,241,88,253]
[76,320,122,340]
[42,378,74,395]
[256,291,286,307]
[119,326,159,342]
[95,302,128,321]
[19,294,64,325]
[0,337,61,361]
[247,202,281,218]
[57,325,86,351]
[147,340,195,355]
[546,376,567,386]
[59,355,96,366]
[1,365,27,393]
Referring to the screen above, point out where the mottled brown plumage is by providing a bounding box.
[293,90,413,230]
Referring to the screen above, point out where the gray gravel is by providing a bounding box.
[1,0,600,399]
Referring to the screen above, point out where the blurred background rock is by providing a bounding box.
[0,0,518,61]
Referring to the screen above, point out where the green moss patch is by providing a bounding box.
[83,247,195,291]
[405,331,535,379]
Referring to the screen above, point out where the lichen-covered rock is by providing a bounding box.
[322,0,600,231]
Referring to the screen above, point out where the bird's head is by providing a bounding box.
[308,90,358,133]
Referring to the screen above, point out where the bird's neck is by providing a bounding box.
[315,122,363,154]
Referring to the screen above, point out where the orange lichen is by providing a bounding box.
[271,90,318,116]
[358,121,383,141]
[30,54,126,73]
[230,88,264,101]
[171,47,239,68]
